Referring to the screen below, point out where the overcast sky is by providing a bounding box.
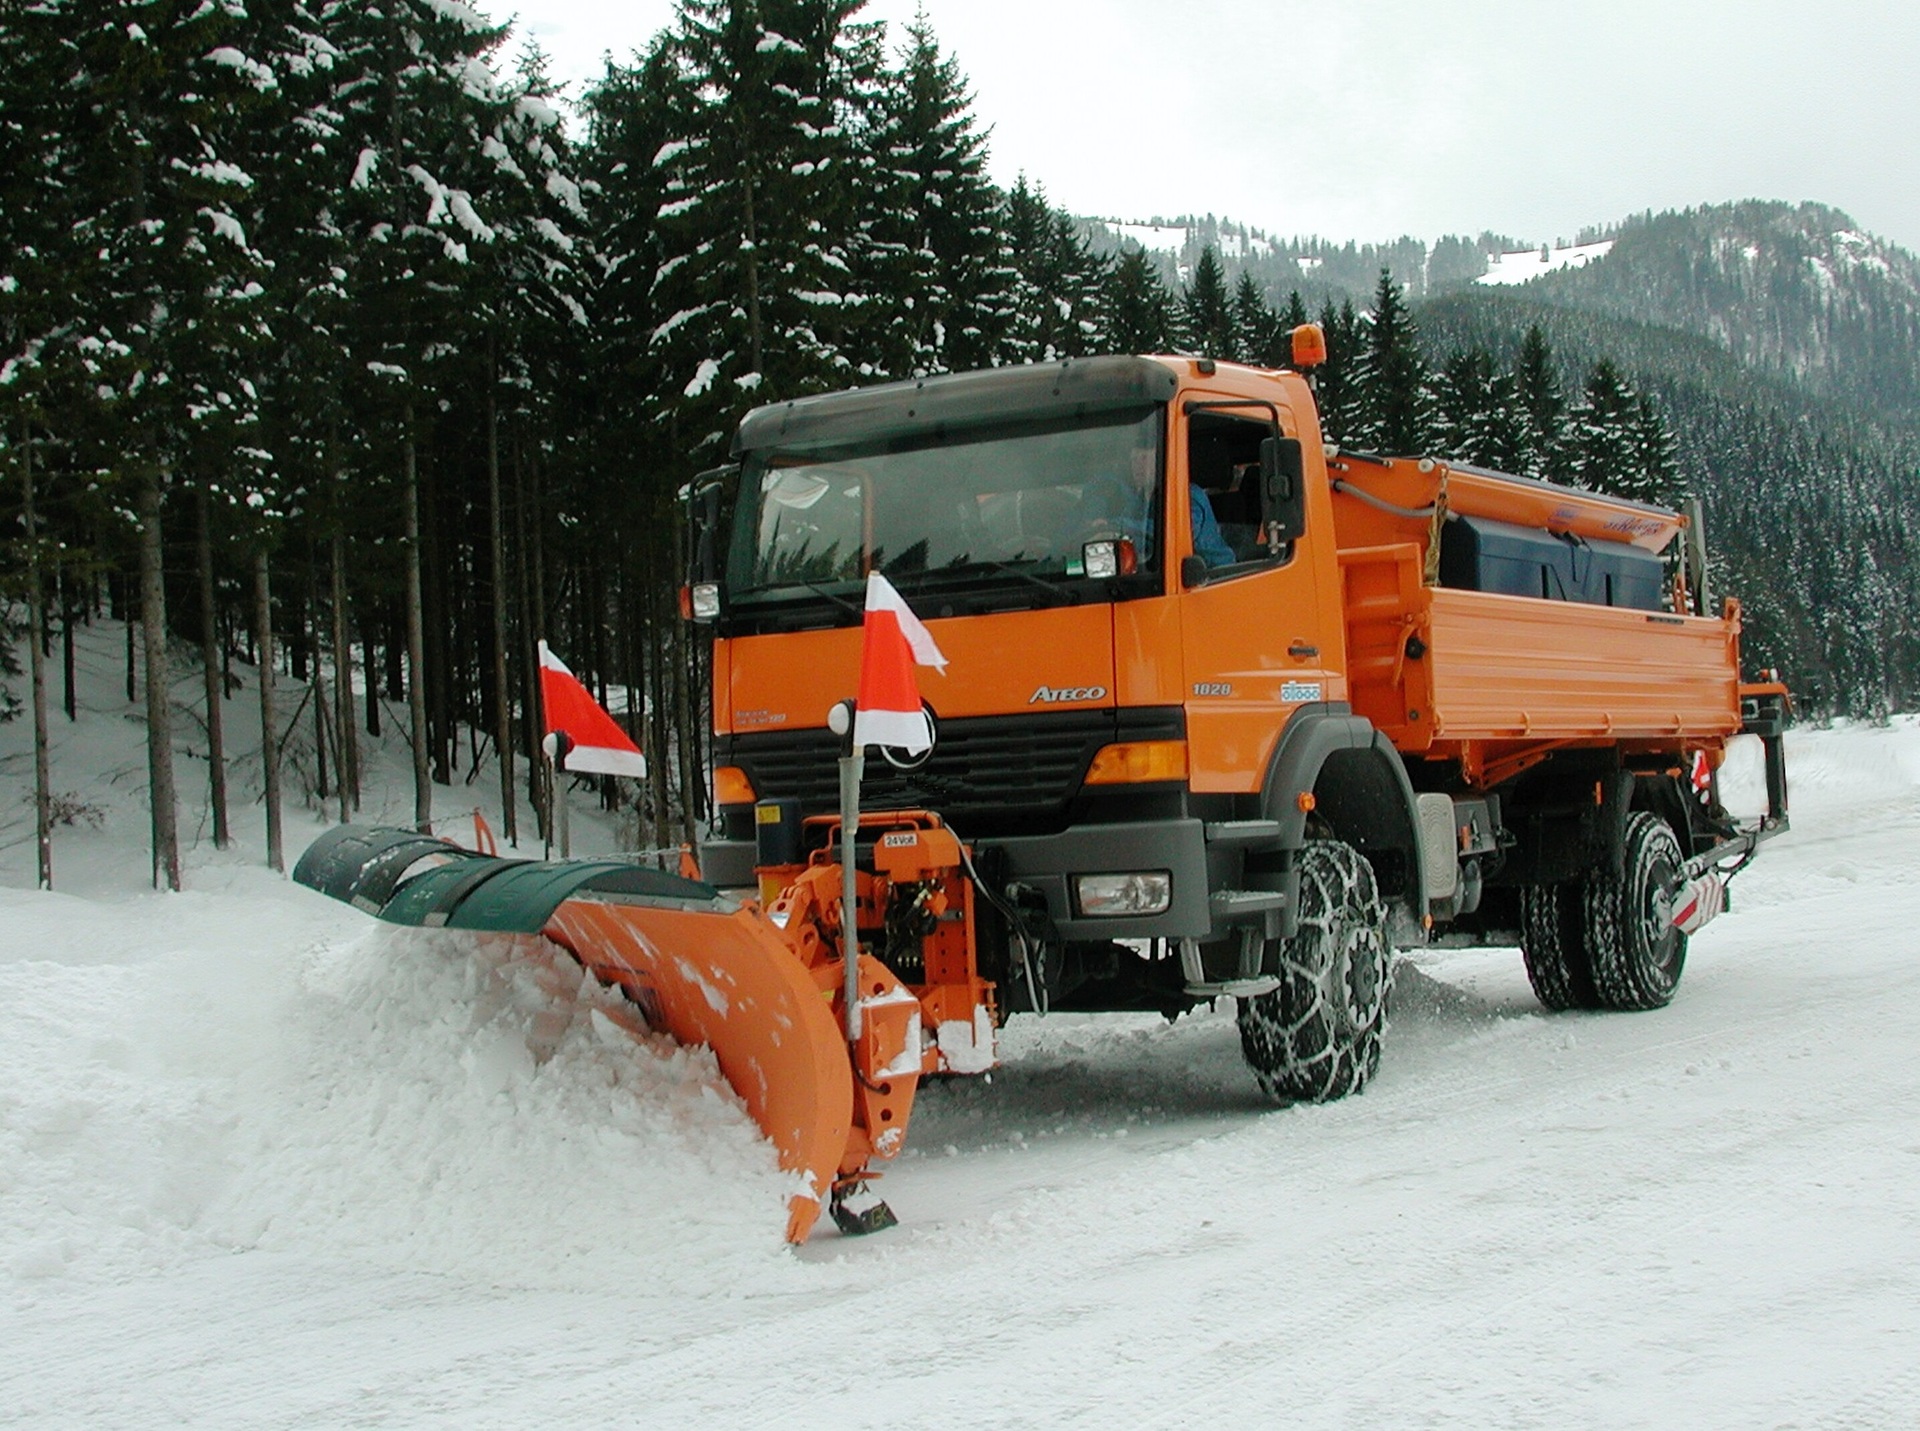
[507,0,1920,254]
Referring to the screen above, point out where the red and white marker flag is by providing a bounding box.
[853,572,947,754]
[538,640,647,778]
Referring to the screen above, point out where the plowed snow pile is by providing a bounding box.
[0,882,792,1296]
[4,627,1920,1427]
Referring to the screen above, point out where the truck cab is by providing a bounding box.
[694,354,1420,1016]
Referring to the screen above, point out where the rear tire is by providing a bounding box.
[1519,881,1599,1011]
[1585,811,1688,1010]
[1237,841,1392,1102]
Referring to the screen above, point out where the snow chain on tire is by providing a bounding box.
[1236,840,1393,1102]
[1584,811,1688,1011]
[1519,881,1600,1011]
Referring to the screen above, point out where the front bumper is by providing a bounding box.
[702,815,1259,942]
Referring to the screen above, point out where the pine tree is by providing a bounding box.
[1431,348,1495,464]
[864,10,1014,375]
[17,0,290,887]
[1001,177,1108,361]
[1354,270,1429,455]
[1313,297,1362,449]
[646,0,881,463]
[1511,324,1566,481]
[1230,271,1280,366]
[1631,391,1682,506]
[1565,360,1643,495]
[1179,245,1232,357]
[1104,245,1173,354]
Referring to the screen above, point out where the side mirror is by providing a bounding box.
[683,470,732,624]
[1260,436,1306,545]
[1180,554,1210,589]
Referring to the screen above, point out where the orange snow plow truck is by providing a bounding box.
[297,338,1789,1242]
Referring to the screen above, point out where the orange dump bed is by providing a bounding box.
[1326,456,1741,780]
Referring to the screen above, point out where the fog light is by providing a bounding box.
[1075,871,1172,917]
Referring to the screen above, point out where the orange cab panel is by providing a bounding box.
[724,603,1118,733]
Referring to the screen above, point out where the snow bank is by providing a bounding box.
[1,880,794,1295]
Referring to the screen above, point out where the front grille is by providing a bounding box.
[720,708,1183,837]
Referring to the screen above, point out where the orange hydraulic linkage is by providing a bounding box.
[756,810,998,1236]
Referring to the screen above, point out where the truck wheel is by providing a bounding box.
[1237,840,1392,1102]
[1519,882,1599,1011]
[1584,811,1688,1011]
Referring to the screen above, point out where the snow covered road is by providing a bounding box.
[5,724,1920,1427]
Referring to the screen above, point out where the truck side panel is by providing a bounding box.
[1344,534,1739,753]
[1419,588,1741,743]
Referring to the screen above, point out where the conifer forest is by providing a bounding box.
[4,0,1916,888]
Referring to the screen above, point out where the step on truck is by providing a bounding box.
[297,332,1788,1239]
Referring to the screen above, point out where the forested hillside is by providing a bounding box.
[3,0,1916,891]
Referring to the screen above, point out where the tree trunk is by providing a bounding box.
[124,577,137,704]
[363,626,381,739]
[332,535,357,818]
[60,561,77,722]
[525,443,550,837]
[313,660,330,806]
[255,547,283,872]
[403,411,432,833]
[196,489,230,848]
[421,447,451,786]
[23,419,52,889]
[139,473,181,891]
[487,346,516,843]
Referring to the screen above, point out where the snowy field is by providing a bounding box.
[1478,239,1615,286]
[4,628,1920,1427]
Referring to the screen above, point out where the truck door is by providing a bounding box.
[1176,399,1338,796]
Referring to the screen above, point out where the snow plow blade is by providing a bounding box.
[292,826,853,1241]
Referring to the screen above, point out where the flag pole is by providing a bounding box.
[542,731,573,859]
[835,701,863,1044]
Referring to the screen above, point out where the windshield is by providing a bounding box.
[727,409,1164,604]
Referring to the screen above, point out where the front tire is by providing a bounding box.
[1585,811,1688,1010]
[1237,841,1392,1102]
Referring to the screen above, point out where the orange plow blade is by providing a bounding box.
[542,897,852,1242]
[290,826,865,1243]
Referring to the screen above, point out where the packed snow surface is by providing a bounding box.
[4,626,1920,1426]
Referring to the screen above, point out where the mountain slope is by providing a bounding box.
[1521,201,1920,428]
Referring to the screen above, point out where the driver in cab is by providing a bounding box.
[1078,431,1236,568]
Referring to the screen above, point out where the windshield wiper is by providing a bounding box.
[890,559,1077,605]
[732,576,863,618]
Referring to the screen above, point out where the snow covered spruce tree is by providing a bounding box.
[7,0,285,889]
[642,0,884,465]
[859,10,1017,377]
[1511,323,1567,480]
[1103,245,1174,354]
[1001,176,1109,363]
[316,0,528,833]
[1230,271,1283,367]
[1430,346,1529,473]
[1352,270,1430,457]
[1312,296,1363,450]
[1178,245,1232,358]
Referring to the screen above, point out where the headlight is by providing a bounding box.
[1074,872,1172,917]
